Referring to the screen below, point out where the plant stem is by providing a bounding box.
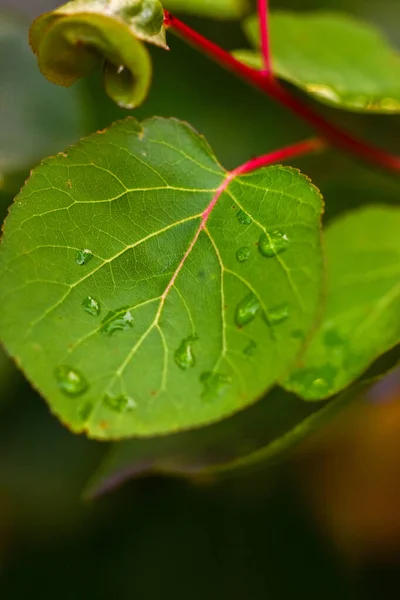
[258,0,272,75]
[163,11,400,173]
[232,137,326,176]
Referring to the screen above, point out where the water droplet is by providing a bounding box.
[235,293,260,327]
[305,83,340,104]
[258,231,289,258]
[104,393,137,413]
[237,210,252,225]
[267,303,290,325]
[200,371,231,401]
[82,296,101,317]
[287,364,337,400]
[78,402,94,421]
[101,307,134,335]
[174,335,198,370]
[291,329,305,341]
[243,340,257,356]
[323,326,345,348]
[236,246,251,263]
[75,249,93,266]
[55,365,88,397]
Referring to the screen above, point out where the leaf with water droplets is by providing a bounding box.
[0,117,323,439]
[236,11,400,113]
[283,206,400,401]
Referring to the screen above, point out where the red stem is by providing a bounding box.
[258,0,272,75]
[163,11,400,173]
[232,137,326,176]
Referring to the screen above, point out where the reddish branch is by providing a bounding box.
[232,137,326,175]
[258,0,272,75]
[163,11,400,173]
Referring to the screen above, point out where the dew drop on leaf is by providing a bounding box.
[101,307,134,335]
[323,326,345,348]
[287,365,338,400]
[78,401,94,421]
[104,393,137,413]
[258,231,289,258]
[174,335,198,370]
[236,246,251,262]
[237,210,253,225]
[235,293,261,327]
[243,340,257,356]
[267,303,290,325]
[75,249,93,266]
[200,372,232,401]
[82,296,101,317]
[55,365,89,397]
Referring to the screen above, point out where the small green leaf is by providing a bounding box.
[240,11,400,113]
[0,12,88,191]
[30,0,167,109]
[164,0,250,20]
[283,206,400,401]
[0,117,323,439]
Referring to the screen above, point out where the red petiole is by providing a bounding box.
[163,11,400,174]
[258,0,272,76]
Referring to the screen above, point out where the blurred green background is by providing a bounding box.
[1,0,400,597]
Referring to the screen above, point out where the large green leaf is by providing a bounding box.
[164,0,250,19]
[0,117,323,439]
[30,0,167,109]
[238,11,400,113]
[283,206,400,401]
[0,12,88,191]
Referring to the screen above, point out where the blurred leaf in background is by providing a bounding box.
[0,10,92,193]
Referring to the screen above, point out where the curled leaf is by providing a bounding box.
[30,0,167,109]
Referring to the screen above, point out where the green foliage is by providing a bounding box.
[0,12,88,192]
[283,206,400,400]
[30,0,167,109]
[164,0,250,19]
[237,11,400,113]
[0,117,324,439]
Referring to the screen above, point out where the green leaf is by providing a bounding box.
[240,11,400,113]
[283,206,400,401]
[30,0,167,109]
[85,377,371,496]
[0,117,323,439]
[164,0,250,20]
[0,12,89,191]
